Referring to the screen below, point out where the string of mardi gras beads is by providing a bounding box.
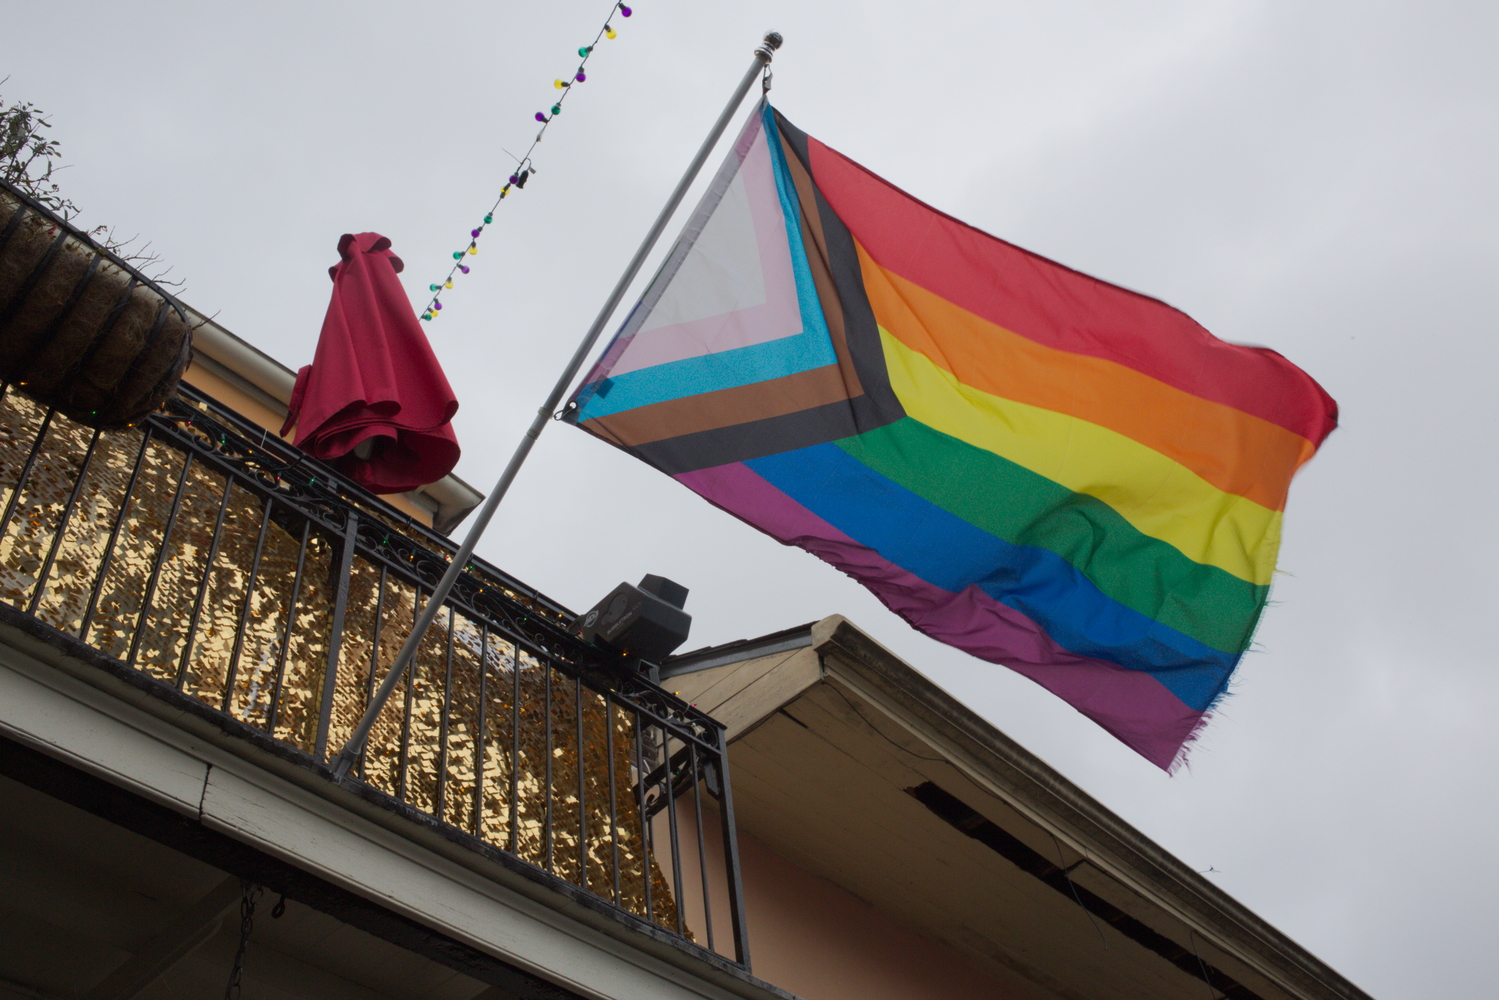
[421,1,635,322]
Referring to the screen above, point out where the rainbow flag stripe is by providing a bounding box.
[566,102,1337,770]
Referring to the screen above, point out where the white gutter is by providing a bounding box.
[186,308,484,534]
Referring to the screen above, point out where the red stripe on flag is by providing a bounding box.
[805,137,1338,447]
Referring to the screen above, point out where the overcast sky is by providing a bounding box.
[6,2,1495,996]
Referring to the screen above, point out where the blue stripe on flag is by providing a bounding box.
[745,441,1233,711]
[575,329,839,419]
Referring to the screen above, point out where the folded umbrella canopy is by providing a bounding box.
[282,232,460,494]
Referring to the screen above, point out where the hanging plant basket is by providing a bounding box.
[0,179,192,429]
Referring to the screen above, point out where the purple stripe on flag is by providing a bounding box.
[676,460,1204,770]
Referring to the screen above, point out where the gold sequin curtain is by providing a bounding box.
[0,389,685,933]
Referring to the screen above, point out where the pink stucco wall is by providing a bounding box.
[664,795,1034,1000]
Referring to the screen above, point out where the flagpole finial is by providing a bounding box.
[756,32,783,62]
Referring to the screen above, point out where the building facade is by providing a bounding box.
[0,183,1372,1000]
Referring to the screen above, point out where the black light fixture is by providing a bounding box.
[572,574,691,678]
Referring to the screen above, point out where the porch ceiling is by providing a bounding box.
[0,773,506,1000]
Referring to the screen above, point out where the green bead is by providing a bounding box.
[484,214,493,224]
[453,251,463,260]
[551,104,561,115]
[578,46,592,57]
[430,284,440,291]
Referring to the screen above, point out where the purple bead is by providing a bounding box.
[575,71,586,82]
[434,300,443,310]
[509,174,518,184]
[471,228,481,238]
[459,265,470,274]
[619,4,631,16]
[535,112,547,122]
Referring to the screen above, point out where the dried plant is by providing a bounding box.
[1,80,79,219]
[2,80,183,288]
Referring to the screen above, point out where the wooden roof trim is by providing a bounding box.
[808,615,1371,1000]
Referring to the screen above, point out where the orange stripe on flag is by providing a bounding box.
[857,243,1315,512]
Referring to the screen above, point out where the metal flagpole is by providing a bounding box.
[331,31,784,778]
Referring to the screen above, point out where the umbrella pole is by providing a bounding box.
[331,32,784,778]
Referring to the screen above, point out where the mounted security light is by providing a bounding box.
[572,574,691,672]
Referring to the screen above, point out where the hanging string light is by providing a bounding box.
[420,1,635,322]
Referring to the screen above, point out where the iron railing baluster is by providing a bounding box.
[314,511,359,760]
[691,742,715,955]
[509,641,521,855]
[264,517,311,735]
[27,426,101,616]
[544,659,554,874]
[662,720,686,938]
[125,451,194,672]
[716,723,751,970]
[606,693,621,908]
[576,674,587,893]
[0,407,56,546]
[474,624,489,837]
[635,710,654,927]
[398,586,418,802]
[222,494,273,716]
[358,565,388,780]
[436,605,455,822]
[175,474,235,689]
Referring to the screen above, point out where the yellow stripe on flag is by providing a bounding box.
[880,329,1282,585]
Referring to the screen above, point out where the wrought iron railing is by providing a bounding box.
[0,379,749,969]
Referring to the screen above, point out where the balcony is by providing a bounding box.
[0,375,750,973]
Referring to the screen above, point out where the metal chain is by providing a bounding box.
[223,880,263,999]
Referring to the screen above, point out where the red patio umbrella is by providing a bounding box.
[282,232,460,494]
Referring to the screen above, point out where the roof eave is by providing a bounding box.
[807,614,1372,1000]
